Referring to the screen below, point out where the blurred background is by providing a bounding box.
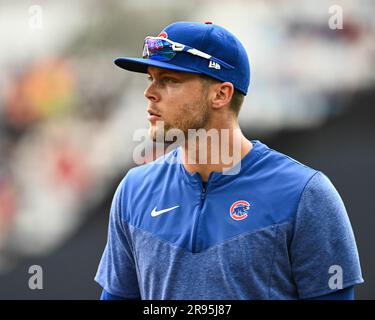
[0,0,374,299]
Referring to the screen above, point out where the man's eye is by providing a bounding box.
[162,77,177,83]
[147,76,153,82]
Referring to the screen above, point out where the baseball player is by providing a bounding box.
[95,21,363,300]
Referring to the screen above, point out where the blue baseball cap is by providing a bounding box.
[114,21,251,95]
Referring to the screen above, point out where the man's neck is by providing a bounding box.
[181,127,253,182]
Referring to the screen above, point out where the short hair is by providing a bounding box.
[199,74,245,117]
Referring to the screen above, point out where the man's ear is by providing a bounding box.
[211,82,234,110]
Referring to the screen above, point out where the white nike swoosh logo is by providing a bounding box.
[151,205,180,217]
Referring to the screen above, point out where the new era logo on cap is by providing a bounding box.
[209,61,221,70]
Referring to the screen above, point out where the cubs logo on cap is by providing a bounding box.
[158,31,168,38]
[230,200,250,221]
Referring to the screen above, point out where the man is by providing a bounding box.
[95,21,363,300]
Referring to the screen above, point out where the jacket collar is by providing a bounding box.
[177,140,268,187]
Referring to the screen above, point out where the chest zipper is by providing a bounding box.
[200,185,207,204]
[193,182,208,253]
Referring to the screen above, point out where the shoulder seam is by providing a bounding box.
[289,170,321,241]
[266,146,316,171]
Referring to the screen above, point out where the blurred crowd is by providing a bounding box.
[0,0,374,274]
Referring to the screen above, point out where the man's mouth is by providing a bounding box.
[147,109,162,122]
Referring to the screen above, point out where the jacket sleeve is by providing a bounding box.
[290,171,364,299]
[94,176,141,299]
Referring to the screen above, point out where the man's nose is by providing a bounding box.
[144,81,160,102]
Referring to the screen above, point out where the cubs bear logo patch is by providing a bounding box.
[229,200,250,221]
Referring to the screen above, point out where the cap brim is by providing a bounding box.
[114,57,202,75]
